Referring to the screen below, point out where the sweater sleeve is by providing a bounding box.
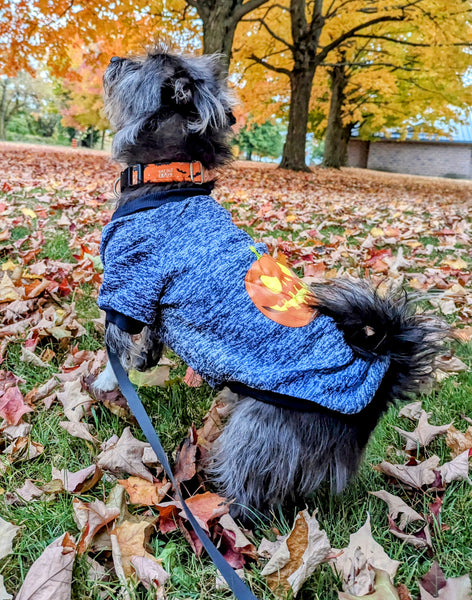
[97,220,166,333]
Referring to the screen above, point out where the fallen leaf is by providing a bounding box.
[118,476,171,505]
[97,427,156,482]
[15,533,76,600]
[398,401,425,421]
[332,514,399,596]
[374,456,440,489]
[0,516,20,560]
[51,465,103,493]
[129,364,170,387]
[73,498,120,554]
[434,354,469,374]
[183,366,203,387]
[338,568,400,599]
[0,386,32,426]
[4,436,44,463]
[370,490,424,529]
[182,491,229,531]
[393,411,451,451]
[173,425,199,484]
[446,425,472,458]
[57,379,93,422]
[388,517,432,549]
[262,510,331,596]
[111,519,158,577]
[131,555,170,591]
[438,450,470,484]
[16,479,44,501]
[0,273,20,302]
[419,561,471,600]
[0,575,12,600]
[58,420,96,442]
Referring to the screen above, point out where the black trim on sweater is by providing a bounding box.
[112,187,213,221]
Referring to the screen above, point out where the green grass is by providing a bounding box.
[2,328,471,599]
[1,179,471,599]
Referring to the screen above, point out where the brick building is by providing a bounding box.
[347,122,472,179]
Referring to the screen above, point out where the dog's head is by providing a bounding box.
[103,47,236,166]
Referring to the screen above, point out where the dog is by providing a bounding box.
[94,47,447,520]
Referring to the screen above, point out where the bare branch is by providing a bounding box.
[249,53,292,76]
[234,0,271,21]
[316,14,406,63]
[242,17,294,50]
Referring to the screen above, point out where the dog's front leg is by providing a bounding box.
[94,322,163,392]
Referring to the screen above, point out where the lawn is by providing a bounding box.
[0,142,471,599]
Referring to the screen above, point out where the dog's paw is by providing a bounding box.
[92,361,118,392]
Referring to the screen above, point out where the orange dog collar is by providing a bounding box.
[120,161,209,192]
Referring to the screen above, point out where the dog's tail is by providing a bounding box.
[309,279,450,403]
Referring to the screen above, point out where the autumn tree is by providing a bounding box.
[241,0,472,171]
[0,72,59,140]
[320,18,472,168]
[60,42,111,148]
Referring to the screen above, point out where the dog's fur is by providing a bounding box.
[97,47,447,520]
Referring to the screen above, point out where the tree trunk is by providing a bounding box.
[101,129,105,150]
[0,81,7,141]
[279,67,316,171]
[200,6,237,73]
[246,147,253,161]
[322,64,352,168]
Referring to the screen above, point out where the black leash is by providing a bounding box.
[107,347,260,600]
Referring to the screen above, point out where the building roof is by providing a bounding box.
[353,116,472,144]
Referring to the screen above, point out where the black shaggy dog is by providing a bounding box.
[94,47,447,520]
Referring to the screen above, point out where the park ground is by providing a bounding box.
[0,142,471,599]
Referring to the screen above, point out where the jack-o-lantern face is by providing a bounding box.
[245,250,318,327]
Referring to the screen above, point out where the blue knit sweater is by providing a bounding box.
[98,190,389,414]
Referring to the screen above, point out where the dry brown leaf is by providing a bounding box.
[16,479,44,502]
[173,425,199,484]
[374,456,440,489]
[338,568,400,599]
[393,411,451,451]
[438,450,471,484]
[0,272,20,302]
[97,427,155,482]
[15,533,76,600]
[261,510,331,597]
[434,354,469,374]
[73,498,120,554]
[4,436,44,463]
[56,379,93,422]
[388,518,432,549]
[58,420,96,442]
[0,516,20,560]
[118,476,171,505]
[398,401,425,421]
[419,561,471,600]
[370,490,424,530]
[219,513,256,552]
[131,555,170,591]
[332,514,400,597]
[181,492,229,531]
[111,519,158,578]
[51,465,103,493]
[446,424,472,458]
[0,422,32,441]
[129,364,170,387]
[0,575,12,600]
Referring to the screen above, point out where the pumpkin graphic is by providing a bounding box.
[245,248,318,327]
